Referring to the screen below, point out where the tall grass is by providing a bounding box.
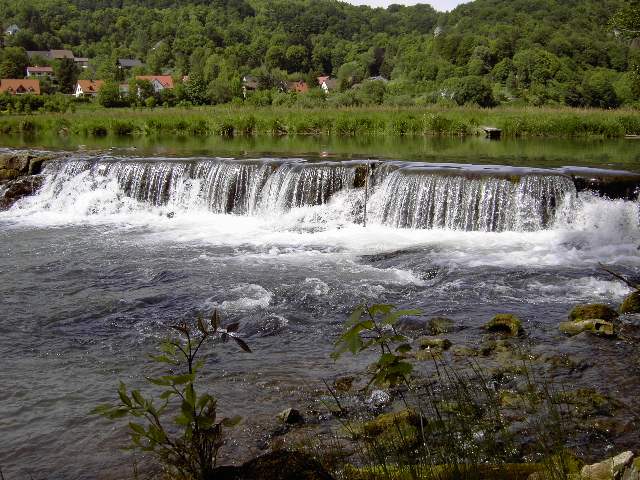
[0,105,638,139]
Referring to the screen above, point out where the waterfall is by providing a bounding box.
[19,156,631,233]
[369,168,577,231]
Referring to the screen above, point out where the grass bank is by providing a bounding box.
[0,105,639,139]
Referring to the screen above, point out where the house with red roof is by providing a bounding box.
[135,75,174,92]
[75,80,104,97]
[0,79,41,95]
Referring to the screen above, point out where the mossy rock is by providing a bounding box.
[556,388,617,418]
[559,319,615,337]
[428,317,455,335]
[568,304,619,322]
[360,409,421,438]
[417,337,452,351]
[484,314,523,336]
[451,345,479,357]
[620,291,640,314]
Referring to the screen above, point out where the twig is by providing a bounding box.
[0,466,5,480]
[322,378,346,416]
[599,263,640,290]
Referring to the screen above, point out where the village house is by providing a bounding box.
[74,80,104,98]
[5,24,20,36]
[0,79,41,95]
[317,76,338,93]
[286,80,309,94]
[74,57,90,69]
[118,58,143,70]
[242,75,259,98]
[26,66,54,78]
[49,50,75,61]
[135,75,174,92]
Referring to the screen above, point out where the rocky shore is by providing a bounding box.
[0,150,66,210]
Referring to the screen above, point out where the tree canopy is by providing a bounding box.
[0,0,638,107]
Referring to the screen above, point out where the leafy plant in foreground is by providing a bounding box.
[332,304,421,389]
[93,311,251,480]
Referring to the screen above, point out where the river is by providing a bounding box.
[0,138,639,479]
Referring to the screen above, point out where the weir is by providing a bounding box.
[32,156,640,232]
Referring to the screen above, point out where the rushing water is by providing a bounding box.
[1,152,639,479]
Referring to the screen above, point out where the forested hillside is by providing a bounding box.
[0,0,638,108]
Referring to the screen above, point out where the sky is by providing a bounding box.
[344,0,471,11]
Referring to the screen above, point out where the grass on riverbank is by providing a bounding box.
[1,106,639,139]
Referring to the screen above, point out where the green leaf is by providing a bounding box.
[107,407,130,419]
[382,309,422,325]
[131,390,145,406]
[118,382,132,407]
[368,304,394,317]
[149,354,178,365]
[146,376,172,386]
[129,422,146,435]
[396,343,412,354]
[181,400,194,421]
[159,341,177,356]
[91,404,114,415]
[170,373,195,385]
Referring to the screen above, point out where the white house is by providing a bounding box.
[75,80,104,98]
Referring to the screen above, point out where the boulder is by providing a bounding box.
[214,450,335,480]
[622,458,640,480]
[484,314,523,336]
[569,304,619,322]
[581,451,634,480]
[417,337,452,351]
[428,317,455,335]
[620,291,640,315]
[559,319,614,337]
[277,408,304,425]
[0,175,44,210]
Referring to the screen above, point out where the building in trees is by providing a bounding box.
[26,66,54,78]
[75,80,104,97]
[135,75,174,92]
[118,58,143,70]
[4,25,20,36]
[0,79,40,95]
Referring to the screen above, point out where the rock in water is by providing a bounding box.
[620,291,640,315]
[0,175,44,210]
[559,319,615,337]
[277,408,304,425]
[569,304,619,322]
[484,314,523,336]
[215,450,335,480]
[365,390,391,409]
[428,317,455,335]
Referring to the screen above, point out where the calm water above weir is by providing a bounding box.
[0,141,639,479]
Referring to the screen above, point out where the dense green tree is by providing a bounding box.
[53,58,80,93]
[0,47,28,78]
[0,0,633,109]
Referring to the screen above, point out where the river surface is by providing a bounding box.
[0,139,639,479]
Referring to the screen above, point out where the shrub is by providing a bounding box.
[93,312,251,480]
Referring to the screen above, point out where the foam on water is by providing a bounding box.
[2,156,639,271]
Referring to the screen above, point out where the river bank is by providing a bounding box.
[1,105,639,140]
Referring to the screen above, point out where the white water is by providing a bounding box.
[2,156,639,271]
